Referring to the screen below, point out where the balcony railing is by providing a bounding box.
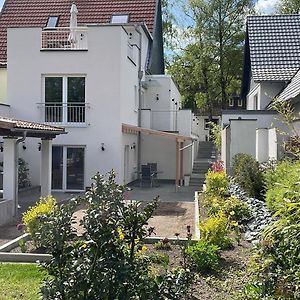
[151,110,178,132]
[37,102,90,125]
[41,27,88,50]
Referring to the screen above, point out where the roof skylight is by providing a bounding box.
[46,16,59,28]
[111,14,129,24]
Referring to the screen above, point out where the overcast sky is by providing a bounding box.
[0,0,280,20]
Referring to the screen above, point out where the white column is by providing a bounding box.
[40,139,52,197]
[268,128,278,160]
[3,138,16,215]
[256,128,269,163]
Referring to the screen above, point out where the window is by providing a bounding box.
[44,76,86,123]
[238,99,243,107]
[46,16,59,28]
[229,98,234,107]
[111,14,129,24]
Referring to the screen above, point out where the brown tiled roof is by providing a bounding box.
[0,116,65,132]
[0,0,157,64]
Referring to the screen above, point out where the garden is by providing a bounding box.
[1,119,300,299]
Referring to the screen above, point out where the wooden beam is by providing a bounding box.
[180,141,184,185]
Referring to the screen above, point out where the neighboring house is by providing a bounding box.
[221,15,300,170]
[0,0,200,196]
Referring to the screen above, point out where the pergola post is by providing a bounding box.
[3,137,17,215]
[40,139,52,197]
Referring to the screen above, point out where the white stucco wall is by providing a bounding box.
[0,68,7,103]
[256,128,269,162]
[230,120,257,165]
[7,25,150,187]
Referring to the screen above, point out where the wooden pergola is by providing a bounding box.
[122,124,193,191]
[0,117,66,226]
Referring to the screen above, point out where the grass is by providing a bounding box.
[0,263,46,300]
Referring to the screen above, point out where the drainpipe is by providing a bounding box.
[14,131,27,216]
[135,24,143,179]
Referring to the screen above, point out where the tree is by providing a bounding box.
[168,0,252,113]
[276,0,300,13]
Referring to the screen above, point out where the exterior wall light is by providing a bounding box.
[101,143,105,151]
[22,142,26,150]
[156,94,159,101]
[38,142,41,151]
[131,142,136,149]
[0,142,3,152]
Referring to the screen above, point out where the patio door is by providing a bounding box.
[52,146,85,191]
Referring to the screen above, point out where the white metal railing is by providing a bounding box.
[37,102,89,125]
[41,27,88,50]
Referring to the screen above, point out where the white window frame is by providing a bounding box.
[238,99,243,107]
[229,98,234,107]
[253,94,258,110]
[42,74,87,125]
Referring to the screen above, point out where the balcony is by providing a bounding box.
[37,102,90,126]
[41,27,88,50]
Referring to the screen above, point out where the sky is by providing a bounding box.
[0,0,279,15]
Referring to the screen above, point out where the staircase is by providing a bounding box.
[189,141,214,187]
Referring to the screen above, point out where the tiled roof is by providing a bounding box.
[0,0,157,64]
[278,68,300,101]
[247,15,300,81]
[0,116,65,132]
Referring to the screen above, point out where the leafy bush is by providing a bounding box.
[264,159,300,212]
[199,212,232,249]
[186,241,220,273]
[242,202,300,299]
[221,196,251,222]
[22,196,56,247]
[233,153,263,199]
[205,170,229,198]
[154,238,172,250]
[149,253,170,268]
[18,158,31,188]
[35,172,193,300]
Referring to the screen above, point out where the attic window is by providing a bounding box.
[46,16,59,28]
[111,14,129,24]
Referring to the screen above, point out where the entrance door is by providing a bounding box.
[52,146,85,191]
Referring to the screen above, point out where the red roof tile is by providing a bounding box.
[0,0,157,64]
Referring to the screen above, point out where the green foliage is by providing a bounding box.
[276,0,300,14]
[22,196,56,247]
[199,212,232,249]
[205,170,229,198]
[242,202,300,299]
[186,240,220,273]
[208,122,221,154]
[233,153,263,199]
[264,159,300,212]
[18,239,27,253]
[149,253,170,269]
[154,238,172,251]
[34,172,193,300]
[18,158,31,189]
[221,196,251,222]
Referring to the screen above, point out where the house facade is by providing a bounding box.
[221,15,300,170]
[0,0,200,195]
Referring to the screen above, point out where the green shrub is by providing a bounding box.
[18,158,31,189]
[264,159,300,212]
[243,202,300,299]
[22,195,56,246]
[149,253,170,268]
[233,153,263,199]
[154,238,172,250]
[199,212,232,249]
[205,170,229,198]
[222,196,251,222]
[186,240,220,273]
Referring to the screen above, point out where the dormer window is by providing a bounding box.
[46,16,59,28]
[111,14,129,24]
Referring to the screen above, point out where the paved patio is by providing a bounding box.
[127,182,200,202]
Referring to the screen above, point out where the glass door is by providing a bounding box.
[52,146,85,191]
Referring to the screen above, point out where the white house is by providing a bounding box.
[221,15,300,171]
[0,0,200,209]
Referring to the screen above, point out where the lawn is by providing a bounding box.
[0,263,45,300]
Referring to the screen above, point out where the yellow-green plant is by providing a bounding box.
[22,196,57,246]
[199,212,232,249]
[221,196,251,222]
[205,170,229,198]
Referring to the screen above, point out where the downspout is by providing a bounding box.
[135,24,143,179]
[14,131,27,216]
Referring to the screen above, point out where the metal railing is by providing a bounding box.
[41,27,88,50]
[37,102,89,125]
